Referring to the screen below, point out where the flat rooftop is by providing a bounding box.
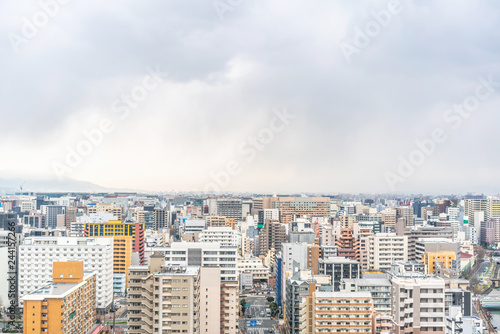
[22,272,94,301]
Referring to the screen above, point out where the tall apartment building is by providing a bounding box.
[47,205,66,229]
[340,215,356,229]
[64,207,77,228]
[238,255,270,283]
[480,220,496,247]
[381,209,397,229]
[392,276,446,334]
[404,227,453,261]
[199,227,239,247]
[464,199,487,228]
[422,251,456,275]
[153,208,168,230]
[128,254,199,334]
[415,238,460,272]
[318,258,360,291]
[216,198,243,221]
[152,242,238,282]
[22,261,97,334]
[206,216,236,229]
[284,271,317,334]
[128,253,238,334]
[279,243,309,307]
[335,228,359,261]
[271,197,330,219]
[313,291,374,334]
[252,197,273,213]
[111,236,132,285]
[360,233,408,272]
[257,209,280,226]
[342,277,392,315]
[23,214,46,228]
[85,220,145,264]
[284,273,374,334]
[87,202,123,220]
[488,198,500,219]
[259,220,287,257]
[396,206,414,228]
[307,245,322,274]
[19,237,113,309]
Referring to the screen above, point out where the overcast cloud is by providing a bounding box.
[1,0,499,194]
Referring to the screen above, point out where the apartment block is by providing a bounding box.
[153,208,168,230]
[128,253,238,334]
[206,216,236,229]
[422,251,456,275]
[318,258,360,291]
[404,227,453,261]
[238,255,270,283]
[271,197,330,219]
[464,199,487,228]
[111,236,133,287]
[360,233,408,272]
[128,255,200,334]
[259,220,287,256]
[335,228,359,261]
[381,209,397,229]
[342,277,392,314]
[85,219,145,264]
[396,206,414,228]
[151,242,238,282]
[199,227,239,247]
[314,291,374,333]
[22,261,97,334]
[87,202,123,220]
[340,215,356,229]
[19,237,113,309]
[392,276,445,334]
[216,198,243,221]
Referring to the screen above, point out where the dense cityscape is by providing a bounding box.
[3,0,500,333]
[0,193,498,333]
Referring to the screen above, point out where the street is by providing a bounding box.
[239,294,278,334]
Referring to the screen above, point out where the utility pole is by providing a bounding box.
[113,292,116,333]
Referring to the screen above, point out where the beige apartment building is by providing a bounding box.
[253,197,330,219]
[314,291,374,333]
[381,209,397,228]
[128,253,237,334]
[340,215,356,229]
[396,206,414,228]
[392,276,445,334]
[287,287,375,334]
[206,216,236,229]
[87,202,123,219]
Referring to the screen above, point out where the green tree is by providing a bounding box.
[240,299,247,316]
[266,296,274,303]
[269,302,278,316]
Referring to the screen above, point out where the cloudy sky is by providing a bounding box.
[1,0,500,194]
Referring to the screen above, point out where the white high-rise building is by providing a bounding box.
[447,207,460,221]
[360,233,408,272]
[149,242,238,282]
[199,227,239,247]
[19,237,114,309]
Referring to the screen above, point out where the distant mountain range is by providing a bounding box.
[0,177,113,194]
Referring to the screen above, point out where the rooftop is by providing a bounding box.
[22,272,95,301]
[315,291,372,298]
